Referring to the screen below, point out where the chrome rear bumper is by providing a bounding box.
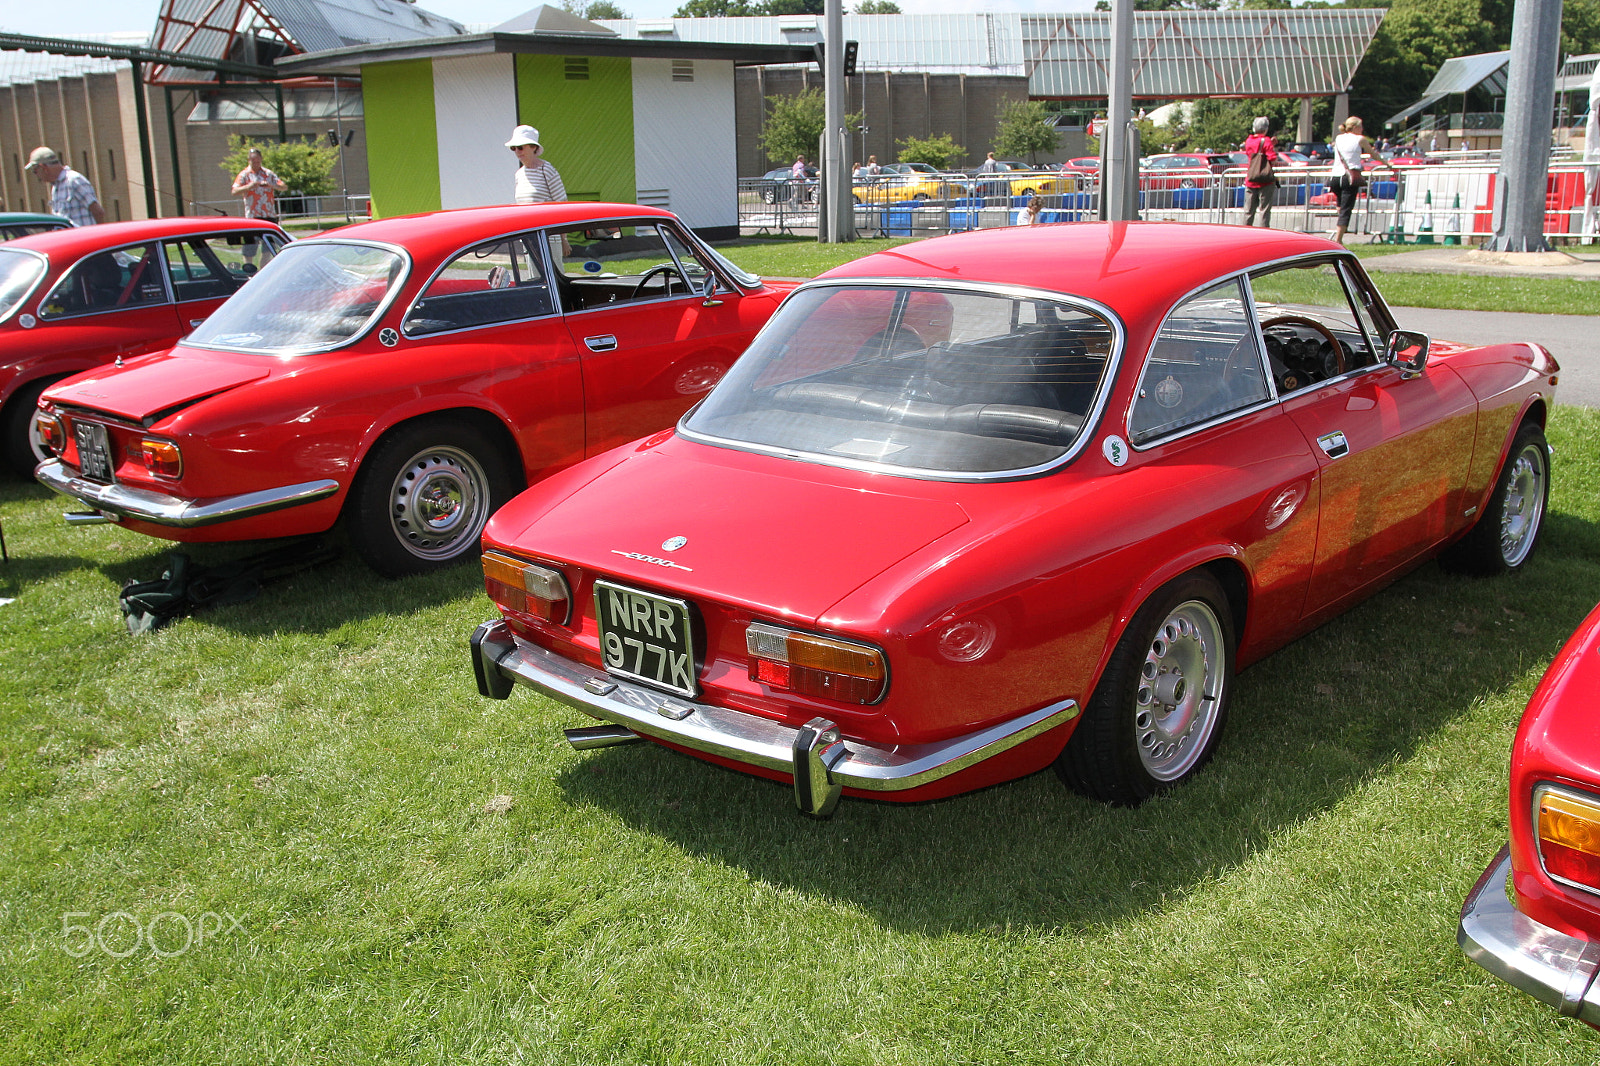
[470,618,1078,817]
[1459,845,1600,1027]
[36,459,339,529]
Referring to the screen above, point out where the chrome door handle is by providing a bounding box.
[1317,430,1350,459]
[584,335,618,352]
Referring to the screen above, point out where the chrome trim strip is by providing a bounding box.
[35,459,339,528]
[470,619,1079,799]
[1458,845,1600,1025]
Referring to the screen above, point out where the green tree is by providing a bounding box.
[757,89,862,165]
[562,0,629,17]
[761,0,824,12]
[218,135,337,198]
[992,99,1061,165]
[896,133,966,170]
[673,0,758,15]
[1094,0,1219,9]
[855,0,901,11]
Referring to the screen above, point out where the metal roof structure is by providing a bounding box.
[149,0,466,83]
[1385,51,1509,127]
[592,9,1387,98]
[0,32,146,87]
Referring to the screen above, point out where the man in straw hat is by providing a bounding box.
[25,146,105,226]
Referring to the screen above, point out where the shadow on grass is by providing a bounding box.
[553,546,1600,935]
[0,479,487,634]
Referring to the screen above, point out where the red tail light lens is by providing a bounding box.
[746,622,887,705]
[483,552,570,624]
[138,438,183,478]
[1536,785,1600,895]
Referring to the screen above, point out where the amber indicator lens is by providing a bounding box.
[745,623,886,704]
[34,412,65,454]
[482,552,570,624]
[1537,786,1600,893]
[139,438,183,478]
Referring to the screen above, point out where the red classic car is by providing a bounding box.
[1460,602,1600,1028]
[0,216,287,475]
[1141,153,1234,189]
[33,204,796,576]
[470,222,1556,816]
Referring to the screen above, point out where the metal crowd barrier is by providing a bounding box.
[738,164,1600,244]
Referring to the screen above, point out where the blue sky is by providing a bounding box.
[4,0,1099,39]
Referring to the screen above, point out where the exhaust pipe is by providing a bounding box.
[564,724,644,750]
[64,511,111,525]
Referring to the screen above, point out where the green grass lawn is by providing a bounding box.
[2,249,1598,1062]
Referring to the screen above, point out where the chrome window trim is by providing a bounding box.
[1532,782,1600,900]
[182,237,413,356]
[36,240,175,321]
[400,231,561,340]
[677,276,1126,484]
[1129,251,1390,452]
[0,246,48,325]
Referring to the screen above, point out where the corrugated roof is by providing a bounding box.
[595,9,1385,94]
[150,0,464,83]
[1383,51,1509,127]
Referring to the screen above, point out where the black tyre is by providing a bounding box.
[1440,421,1549,576]
[913,193,930,202]
[1055,572,1234,806]
[762,188,777,205]
[3,377,59,478]
[346,419,515,578]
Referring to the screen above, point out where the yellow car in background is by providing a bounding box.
[853,162,968,204]
[966,161,1077,198]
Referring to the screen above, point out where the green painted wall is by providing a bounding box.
[361,60,441,218]
[514,55,635,203]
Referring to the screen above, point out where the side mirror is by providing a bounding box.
[1385,329,1430,377]
[700,274,721,307]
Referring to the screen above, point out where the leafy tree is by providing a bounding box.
[757,89,862,165]
[992,99,1061,165]
[218,135,337,197]
[562,0,629,17]
[1094,0,1219,9]
[673,0,758,15]
[896,133,967,170]
[761,0,824,12]
[856,0,901,11]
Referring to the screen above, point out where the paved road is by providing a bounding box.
[1390,306,1597,409]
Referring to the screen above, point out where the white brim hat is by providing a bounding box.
[505,125,541,149]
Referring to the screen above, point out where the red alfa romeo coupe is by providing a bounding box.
[470,222,1556,815]
[33,204,796,575]
[0,216,287,476]
[1460,601,1600,1028]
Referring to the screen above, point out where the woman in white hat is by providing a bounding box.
[507,125,567,205]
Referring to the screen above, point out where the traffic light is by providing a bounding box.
[812,40,859,77]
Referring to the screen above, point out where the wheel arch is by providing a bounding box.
[350,406,527,501]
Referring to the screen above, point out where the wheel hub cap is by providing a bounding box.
[1134,602,1225,782]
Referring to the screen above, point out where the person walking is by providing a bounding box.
[979,152,999,173]
[24,146,104,226]
[1240,117,1279,228]
[231,147,287,220]
[1329,116,1394,245]
[507,125,567,205]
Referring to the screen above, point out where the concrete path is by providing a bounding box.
[1388,307,1596,409]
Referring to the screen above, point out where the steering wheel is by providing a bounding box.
[631,264,688,299]
[1259,315,1347,377]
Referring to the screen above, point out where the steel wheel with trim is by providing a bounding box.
[346,419,514,577]
[1440,421,1549,576]
[1055,571,1234,805]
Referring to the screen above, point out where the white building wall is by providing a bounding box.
[631,58,737,230]
[434,54,519,209]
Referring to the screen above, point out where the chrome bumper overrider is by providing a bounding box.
[470,618,1079,817]
[1459,845,1600,1026]
[35,459,340,529]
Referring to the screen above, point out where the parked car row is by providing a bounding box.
[10,198,1592,1032]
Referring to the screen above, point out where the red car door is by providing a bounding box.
[34,243,183,366]
[555,222,777,456]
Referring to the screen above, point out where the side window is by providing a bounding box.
[402,236,553,336]
[1247,259,1378,395]
[163,233,280,301]
[1130,278,1269,445]
[39,245,167,318]
[553,223,696,309]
